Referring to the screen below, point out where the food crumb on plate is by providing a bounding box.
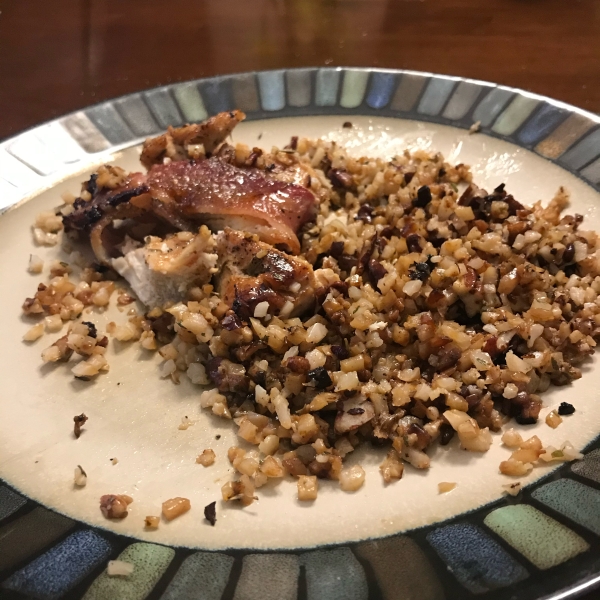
[27,254,44,274]
[73,413,88,439]
[503,481,522,496]
[545,410,563,429]
[339,465,366,492]
[23,322,44,342]
[178,416,194,430]
[204,501,217,526]
[297,475,318,501]
[73,465,87,487]
[100,494,133,519]
[196,449,216,466]
[438,482,456,494]
[162,497,191,521]
[558,402,576,415]
[144,516,159,529]
[469,120,481,134]
[107,560,134,577]
[500,435,583,476]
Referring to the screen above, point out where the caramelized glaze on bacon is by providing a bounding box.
[143,158,316,254]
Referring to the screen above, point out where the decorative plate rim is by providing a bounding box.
[2,67,600,600]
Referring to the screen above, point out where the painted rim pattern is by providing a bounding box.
[1,68,600,600]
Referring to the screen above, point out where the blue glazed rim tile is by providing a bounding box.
[1,68,600,600]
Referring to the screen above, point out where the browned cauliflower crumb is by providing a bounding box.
[196,449,216,466]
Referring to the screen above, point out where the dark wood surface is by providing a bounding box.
[1,0,600,141]
[1,2,599,597]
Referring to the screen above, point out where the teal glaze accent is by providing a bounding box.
[82,542,175,600]
[233,554,299,600]
[258,71,286,111]
[285,69,312,107]
[302,548,368,600]
[559,128,600,171]
[340,69,369,108]
[86,103,135,145]
[232,73,260,113]
[484,505,589,570]
[492,96,540,136]
[160,552,234,600]
[60,112,110,153]
[418,78,456,116]
[443,81,487,120]
[144,89,184,129]
[532,479,600,535]
[472,88,514,127]
[315,69,341,107]
[114,95,160,137]
[172,82,208,122]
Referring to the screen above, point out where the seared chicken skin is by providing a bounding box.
[215,228,316,319]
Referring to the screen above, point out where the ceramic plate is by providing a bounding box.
[1,68,600,600]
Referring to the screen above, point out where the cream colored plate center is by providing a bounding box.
[0,116,598,550]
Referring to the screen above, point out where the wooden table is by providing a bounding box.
[1,0,599,141]
[1,2,599,598]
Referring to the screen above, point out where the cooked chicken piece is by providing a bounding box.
[140,110,246,169]
[112,226,217,307]
[144,158,316,254]
[64,157,317,263]
[215,228,315,319]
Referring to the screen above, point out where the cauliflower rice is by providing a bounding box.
[23,130,600,506]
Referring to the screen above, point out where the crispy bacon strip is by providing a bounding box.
[215,228,316,318]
